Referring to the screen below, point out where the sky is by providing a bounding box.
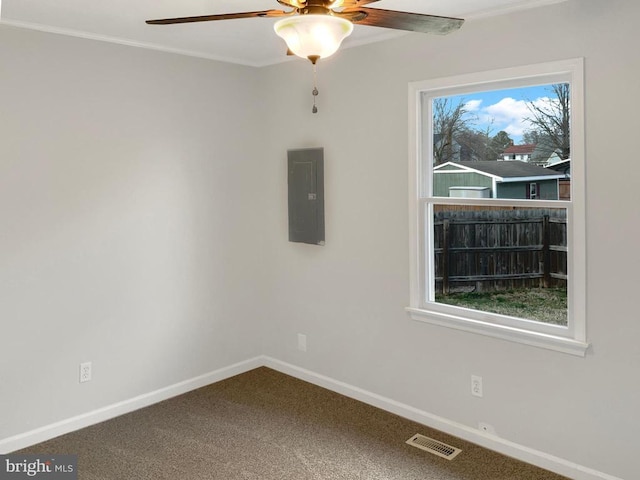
[441,84,559,144]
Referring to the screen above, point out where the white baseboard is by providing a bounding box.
[0,356,263,454]
[261,356,623,480]
[0,355,622,480]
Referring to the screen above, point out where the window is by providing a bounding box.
[407,59,588,356]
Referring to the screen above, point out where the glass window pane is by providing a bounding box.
[430,83,571,200]
[431,204,568,326]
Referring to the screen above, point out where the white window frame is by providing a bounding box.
[407,59,588,356]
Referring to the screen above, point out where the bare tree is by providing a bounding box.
[432,97,472,165]
[456,128,489,162]
[525,83,570,159]
[432,98,515,164]
[522,129,545,145]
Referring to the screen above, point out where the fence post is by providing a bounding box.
[442,219,450,295]
[542,215,550,288]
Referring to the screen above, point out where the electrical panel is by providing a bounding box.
[288,148,324,245]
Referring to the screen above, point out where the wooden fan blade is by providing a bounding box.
[342,7,463,34]
[146,10,288,25]
[277,0,304,8]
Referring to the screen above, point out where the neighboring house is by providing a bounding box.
[500,143,536,162]
[531,143,563,166]
[433,133,463,163]
[433,161,564,199]
[545,158,571,176]
[546,158,571,200]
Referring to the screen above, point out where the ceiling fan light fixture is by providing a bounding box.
[274,14,353,62]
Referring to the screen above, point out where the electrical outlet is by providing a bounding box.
[471,375,483,397]
[297,333,307,352]
[79,362,92,383]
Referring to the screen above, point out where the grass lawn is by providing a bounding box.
[435,288,567,325]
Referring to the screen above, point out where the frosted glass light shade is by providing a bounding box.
[274,15,353,61]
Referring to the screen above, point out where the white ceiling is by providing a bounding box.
[0,0,567,67]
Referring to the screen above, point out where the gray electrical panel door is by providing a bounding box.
[288,148,324,245]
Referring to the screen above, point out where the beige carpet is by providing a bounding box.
[17,367,567,479]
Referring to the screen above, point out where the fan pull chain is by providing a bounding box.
[312,63,319,114]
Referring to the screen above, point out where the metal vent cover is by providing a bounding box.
[406,433,462,460]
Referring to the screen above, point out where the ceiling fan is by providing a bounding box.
[146,0,464,64]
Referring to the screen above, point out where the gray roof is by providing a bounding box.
[440,161,563,179]
[546,159,571,173]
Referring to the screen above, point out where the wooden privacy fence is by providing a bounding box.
[433,208,567,294]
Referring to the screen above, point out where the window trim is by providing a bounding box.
[407,59,588,356]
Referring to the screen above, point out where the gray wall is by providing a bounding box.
[0,26,268,438]
[2,1,640,479]
[259,1,639,479]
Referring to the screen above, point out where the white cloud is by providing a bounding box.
[464,99,483,112]
[483,97,531,137]
[479,96,558,140]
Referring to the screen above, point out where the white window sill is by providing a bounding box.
[406,307,589,357]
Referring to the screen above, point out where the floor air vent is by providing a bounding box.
[406,434,462,460]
